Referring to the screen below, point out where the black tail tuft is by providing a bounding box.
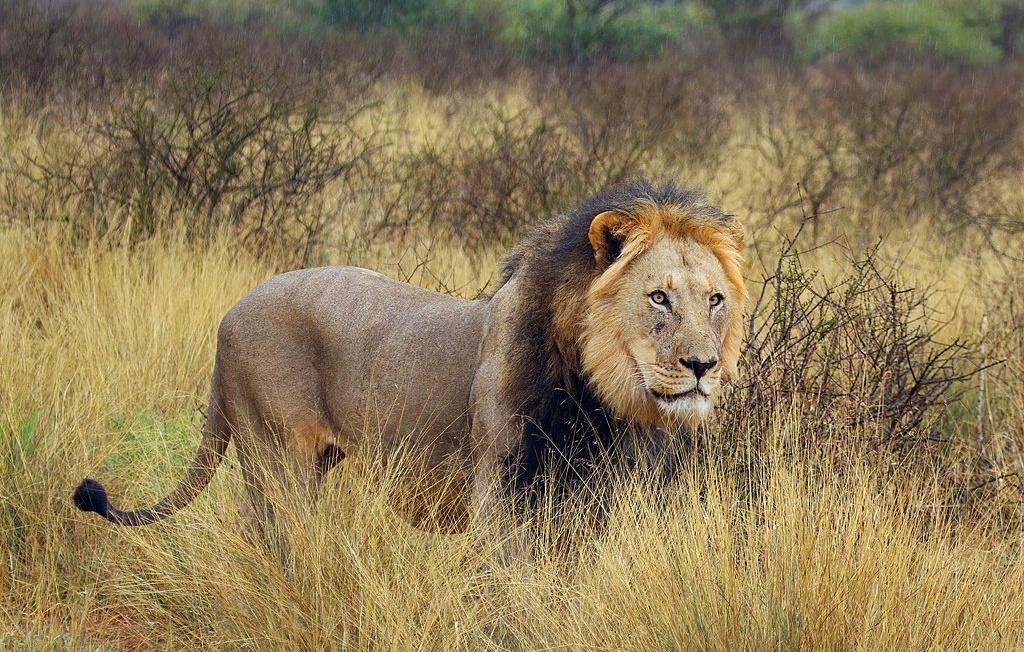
[73,478,110,518]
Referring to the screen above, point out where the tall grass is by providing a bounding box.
[2,195,1023,649]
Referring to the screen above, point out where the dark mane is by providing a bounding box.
[491,178,707,511]
[495,179,707,289]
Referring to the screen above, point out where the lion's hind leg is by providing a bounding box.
[235,416,345,562]
[234,424,287,558]
[293,418,346,501]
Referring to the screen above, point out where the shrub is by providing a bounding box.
[537,56,731,177]
[735,60,1024,239]
[0,0,161,106]
[825,62,1023,231]
[603,4,699,60]
[698,0,794,55]
[315,0,457,32]
[371,108,585,254]
[370,59,730,256]
[11,62,378,268]
[724,214,984,461]
[499,0,693,62]
[803,0,1002,65]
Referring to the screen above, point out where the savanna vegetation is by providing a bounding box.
[2,0,1024,648]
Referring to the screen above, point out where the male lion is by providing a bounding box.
[73,180,746,546]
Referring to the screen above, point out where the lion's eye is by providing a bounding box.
[709,293,725,308]
[649,290,670,308]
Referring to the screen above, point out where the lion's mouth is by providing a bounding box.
[650,387,706,403]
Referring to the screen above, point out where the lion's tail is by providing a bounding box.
[72,375,231,527]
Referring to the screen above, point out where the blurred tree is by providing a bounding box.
[698,0,795,54]
[563,0,638,61]
[802,0,1003,64]
[503,0,689,62]
[317,0,448,31]
[997,0,1024,56]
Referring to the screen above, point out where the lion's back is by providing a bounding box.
[215,266,491,457]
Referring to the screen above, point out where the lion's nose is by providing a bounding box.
[681,357,717,381]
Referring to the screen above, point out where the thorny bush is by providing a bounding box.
[828,63,1024,234]
[373,107,606,254]
[737,61,1024,244]
[372,60,732,256]
[13,63,378,268]
[721,213,985,465]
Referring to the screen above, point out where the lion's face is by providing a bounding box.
[615,236,734,421]
[581,208,745,427]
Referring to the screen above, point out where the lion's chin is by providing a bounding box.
[649,387,713,422]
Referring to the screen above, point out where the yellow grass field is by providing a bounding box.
[3,55,1024,648]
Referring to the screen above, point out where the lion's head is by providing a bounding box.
[580,195,746,426]
[496,180,746,432]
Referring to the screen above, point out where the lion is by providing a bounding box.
[73,179,746,547]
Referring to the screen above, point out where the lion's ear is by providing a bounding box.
[588,210,633,268]
[719,214,745,251]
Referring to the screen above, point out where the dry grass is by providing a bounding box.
[2,207,1023,649]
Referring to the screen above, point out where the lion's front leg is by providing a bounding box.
[469,458,536,572]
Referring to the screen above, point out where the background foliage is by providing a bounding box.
[109,0,1024,63]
